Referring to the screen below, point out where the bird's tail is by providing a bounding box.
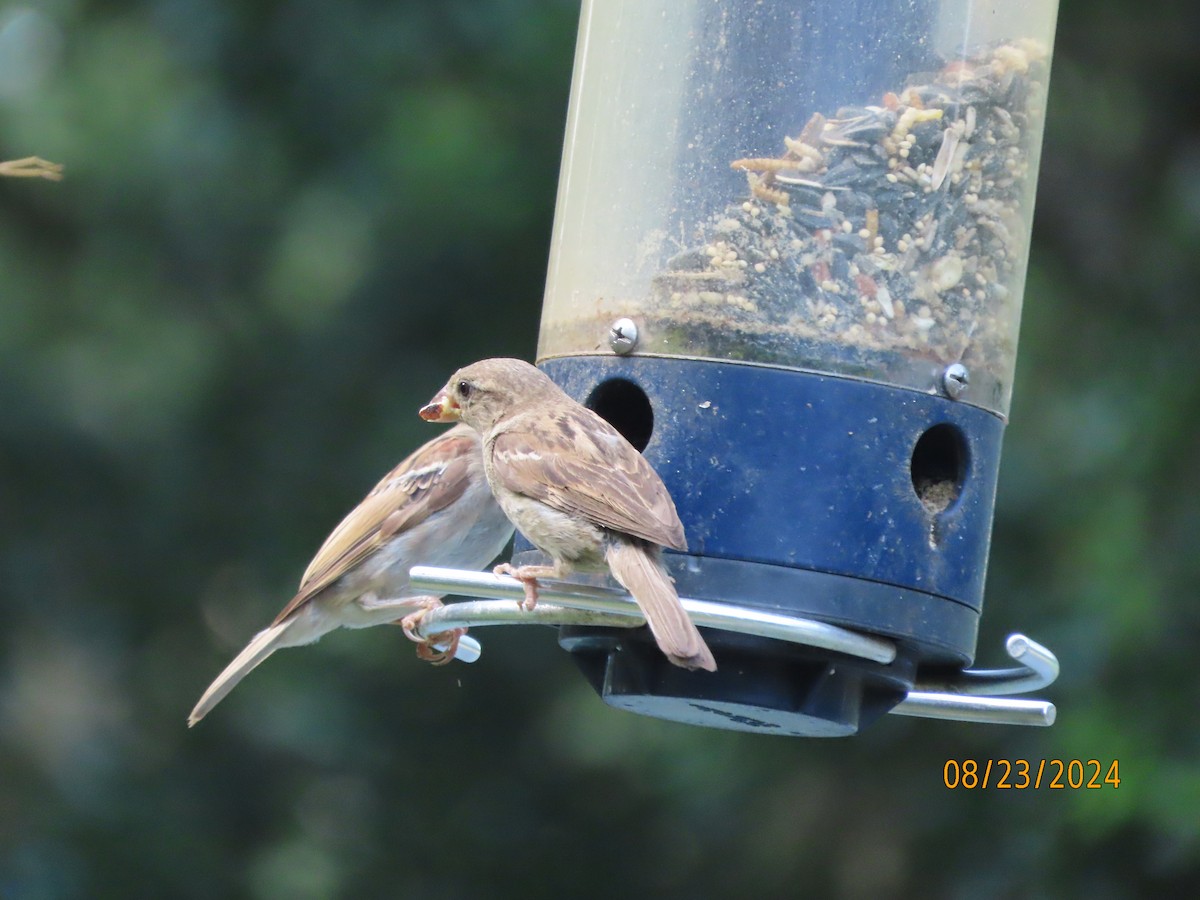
[188,618,309,727]
[605,541,717,672]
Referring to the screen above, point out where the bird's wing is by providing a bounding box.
[270,426,476,624]
[491,406,686,551]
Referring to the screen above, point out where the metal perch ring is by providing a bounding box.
[408,566,1057,728]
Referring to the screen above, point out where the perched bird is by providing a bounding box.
[188,424,514,726]
[420,358,716,672]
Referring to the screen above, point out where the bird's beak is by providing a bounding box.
[419,390,460,422]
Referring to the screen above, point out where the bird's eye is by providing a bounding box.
[456,380,473,400]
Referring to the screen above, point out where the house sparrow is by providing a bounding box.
[420,358,716,672]
[188,424,514,726]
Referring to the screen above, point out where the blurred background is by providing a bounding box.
[0,0,1195,896]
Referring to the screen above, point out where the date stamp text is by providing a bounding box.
[943,759,1121,789]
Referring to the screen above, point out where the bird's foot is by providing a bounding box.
[398,600,462,666]
[415,628,465,666]
[493,562,557,611]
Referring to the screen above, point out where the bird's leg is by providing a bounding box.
[492,562,561,611]
[395,598,463,666]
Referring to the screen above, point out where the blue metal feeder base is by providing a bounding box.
[525,355,1006,735]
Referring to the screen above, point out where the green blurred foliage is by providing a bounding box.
[0,0,1196,897]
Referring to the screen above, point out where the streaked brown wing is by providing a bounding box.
[491,406,686,550]
[271,427,476,624]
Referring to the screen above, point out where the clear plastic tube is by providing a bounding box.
[540,0,1059,415]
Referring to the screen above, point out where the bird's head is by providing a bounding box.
[420,358,559,432]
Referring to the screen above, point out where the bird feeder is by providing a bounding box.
[412,0,1062,735]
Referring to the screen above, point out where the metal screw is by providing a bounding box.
[608,317,639,355]
[942,363,969,400]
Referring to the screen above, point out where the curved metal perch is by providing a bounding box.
[920,634,1059,697]
[408,566,1058,728]
[409,567,896,664]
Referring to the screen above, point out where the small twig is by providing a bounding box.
[0,156,63,181]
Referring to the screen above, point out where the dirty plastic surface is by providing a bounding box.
[541,0,1060,415]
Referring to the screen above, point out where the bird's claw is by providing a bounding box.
[493,562,540,611]
[416,628,465,666]
[399,602,463,666]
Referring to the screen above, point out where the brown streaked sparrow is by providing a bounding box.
[420,358,717,672]
[188,423,514,726]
